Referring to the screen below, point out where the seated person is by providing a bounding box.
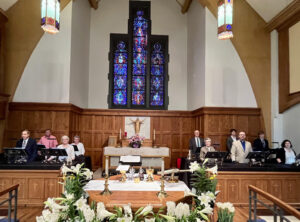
[47,135,75,162]
[200,138,216,162]
[38,129,58,148]
[226,129,237,153]
[231,131,252,163]
[72,135,85,156]
[276,140,296,164]
[189,130,204,157]
[16,129,37,162]
[253,131,269,151]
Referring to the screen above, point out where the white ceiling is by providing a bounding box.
[0,0,18,11]
[246,0,293,22]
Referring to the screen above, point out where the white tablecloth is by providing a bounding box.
[84,180,189,192]
[104,147,169,157]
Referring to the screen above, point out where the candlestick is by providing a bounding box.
[100,175,112,196]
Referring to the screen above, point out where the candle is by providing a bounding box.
[119,128,122,140]
[161,157,165,176]
[153,129,156,141]
[105,156,109,176]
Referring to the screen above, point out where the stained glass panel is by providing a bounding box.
[133,37,147,52]
[113,90,127,105]
[132,76,145,90]
[133,64,146,75]
[150,91,164,106]
[114,64,127,75]
[151,65,163,76]
[133,11,148,37]
[114,76,127,89]
[151,76,163,91]
[113,41,128,106]
[132,91,145,105]
[114,53,128,64]
[133,52,147,64]
[150,43,164,107]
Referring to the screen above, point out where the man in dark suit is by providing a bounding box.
[253,131,269,152]
[16,129,37,162]
[226,129,237,153]
[189,130,204,156]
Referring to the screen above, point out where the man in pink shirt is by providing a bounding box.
[39,129,58,148]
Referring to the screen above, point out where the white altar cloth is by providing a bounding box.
[104,147,169,157]
[84,180,189,192]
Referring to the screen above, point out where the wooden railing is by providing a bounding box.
[249,185,300,221]
[0,184,19,222]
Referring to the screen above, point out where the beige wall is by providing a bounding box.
[289,21,300,94]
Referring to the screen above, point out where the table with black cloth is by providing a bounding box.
[179,157,300,207]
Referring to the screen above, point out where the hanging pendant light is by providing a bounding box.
[41,0,60,34]
[217,0,233,40]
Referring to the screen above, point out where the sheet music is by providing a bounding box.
[116,165,130,171]
[120,155,141,163]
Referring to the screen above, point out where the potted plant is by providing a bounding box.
[216,202,235,222]
[129,134,145,148]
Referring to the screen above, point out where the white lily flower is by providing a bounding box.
[166,201,176,216]
[184,189,196,197]
[199,205,213,215]
[189,161,200,172]
[139,205,153,216]
[206,165,218,175]
[123,204,132,217]
[174,202,190,219]
[74,197,87,211]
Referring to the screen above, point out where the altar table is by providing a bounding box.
[85,175,190,211]
[103,147,170,175]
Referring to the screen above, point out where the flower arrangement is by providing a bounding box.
[129,134,145,148]
[37,161,234,222]
[216,202,235,222]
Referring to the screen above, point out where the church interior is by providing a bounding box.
[0,0,300,221]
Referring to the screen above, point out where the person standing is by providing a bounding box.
[231,131,252,163]
[253,131,269,151]
[72,135,85,156]
[276,140,296,164]
[189,130,204,156]
[226,129,237,153]
[200,138,216,162]
[16,129,37,162]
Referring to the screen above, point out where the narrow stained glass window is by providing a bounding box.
[132,10,148,106]
[150,43,164,106]
[113,41,128,106]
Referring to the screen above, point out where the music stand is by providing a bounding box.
[41,148,68,163]
[37,144,46,150]
[4,147,28,164]
[246,151,268,166]
[72,145,79,152]
[205,151,228,166]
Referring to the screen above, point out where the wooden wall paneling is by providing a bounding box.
[3,103,263,170]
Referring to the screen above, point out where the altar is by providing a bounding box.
[84,175,190,211]
[103,147,170,175]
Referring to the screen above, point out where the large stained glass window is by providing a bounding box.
[109,1,168,110]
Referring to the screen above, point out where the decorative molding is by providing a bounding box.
[181,0,192,14]
[278,11,300,113]
[265,0,300,32]
[88,0,99,10]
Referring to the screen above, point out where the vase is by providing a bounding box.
[130,141,141,148]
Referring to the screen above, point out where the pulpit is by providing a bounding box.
[103,146,170,175]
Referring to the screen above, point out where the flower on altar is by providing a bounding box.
[216,202,235,213]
